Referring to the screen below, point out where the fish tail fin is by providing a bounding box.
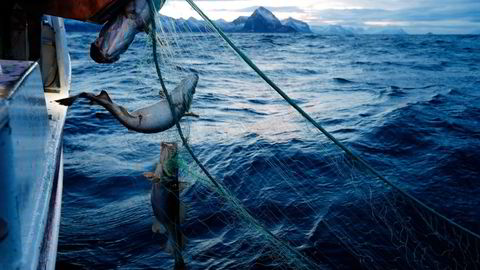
[55,95,80,106]
[97,90,113,103]
[56,91,111,107]
[89,90,113,105]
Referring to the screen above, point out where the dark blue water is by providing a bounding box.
[57,32,480,269]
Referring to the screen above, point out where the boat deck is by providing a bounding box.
[0,60,34,99]
[0,59,68,270]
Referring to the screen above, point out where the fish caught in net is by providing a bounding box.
[133,1,480,269]
[60,0,480,269]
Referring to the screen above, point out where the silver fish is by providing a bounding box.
[90,0,166,63]
[56,74,198,134]
[145,142,186,270]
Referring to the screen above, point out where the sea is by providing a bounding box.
[56,31,480,269]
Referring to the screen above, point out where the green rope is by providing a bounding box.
[184,0,480,240]
[147,0,223,194]
[147,1,319,269]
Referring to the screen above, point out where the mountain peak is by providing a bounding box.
[282,17,312,33]
[66,6,310,34]
[232,16,248,25]
[244,6,296,33]
[252,6,278,23]
[256,6,270,12]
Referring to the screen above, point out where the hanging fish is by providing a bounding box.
[90,0,166,63]
[144,142,186,270]
[56,74,198,133]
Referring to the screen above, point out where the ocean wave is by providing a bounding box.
[59,32,480,269]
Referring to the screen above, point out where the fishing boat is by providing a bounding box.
[0,1,135,268]
[0,15,70,270]
[3,1,479,269]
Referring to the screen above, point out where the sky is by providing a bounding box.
[161,0,480,34]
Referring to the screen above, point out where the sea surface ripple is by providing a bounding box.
[57,32,480,269]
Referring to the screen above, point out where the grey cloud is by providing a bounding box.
[189,0,480,33]
[311,3,480,23]
[212,6,305,13]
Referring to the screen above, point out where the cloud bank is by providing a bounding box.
[162,0,480,34]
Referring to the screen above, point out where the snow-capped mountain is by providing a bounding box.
[181,17,209,32]
[64,7,312,34]
[214,18,244,32]
[243,7,296,33]
[281,17,312,33]
[65,8,407,36]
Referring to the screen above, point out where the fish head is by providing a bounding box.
[170,73,199,112]
[90,5,140,63]
[90,0,166,63]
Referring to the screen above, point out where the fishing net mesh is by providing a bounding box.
[88,1,479,269]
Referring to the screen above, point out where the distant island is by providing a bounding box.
[65,6,408,35]
[311,25,408,35]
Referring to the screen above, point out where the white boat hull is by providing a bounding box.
[0,16,70,270]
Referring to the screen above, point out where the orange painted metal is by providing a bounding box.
[22,0,130,23]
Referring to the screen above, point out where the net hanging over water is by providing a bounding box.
[115,0,480,268]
